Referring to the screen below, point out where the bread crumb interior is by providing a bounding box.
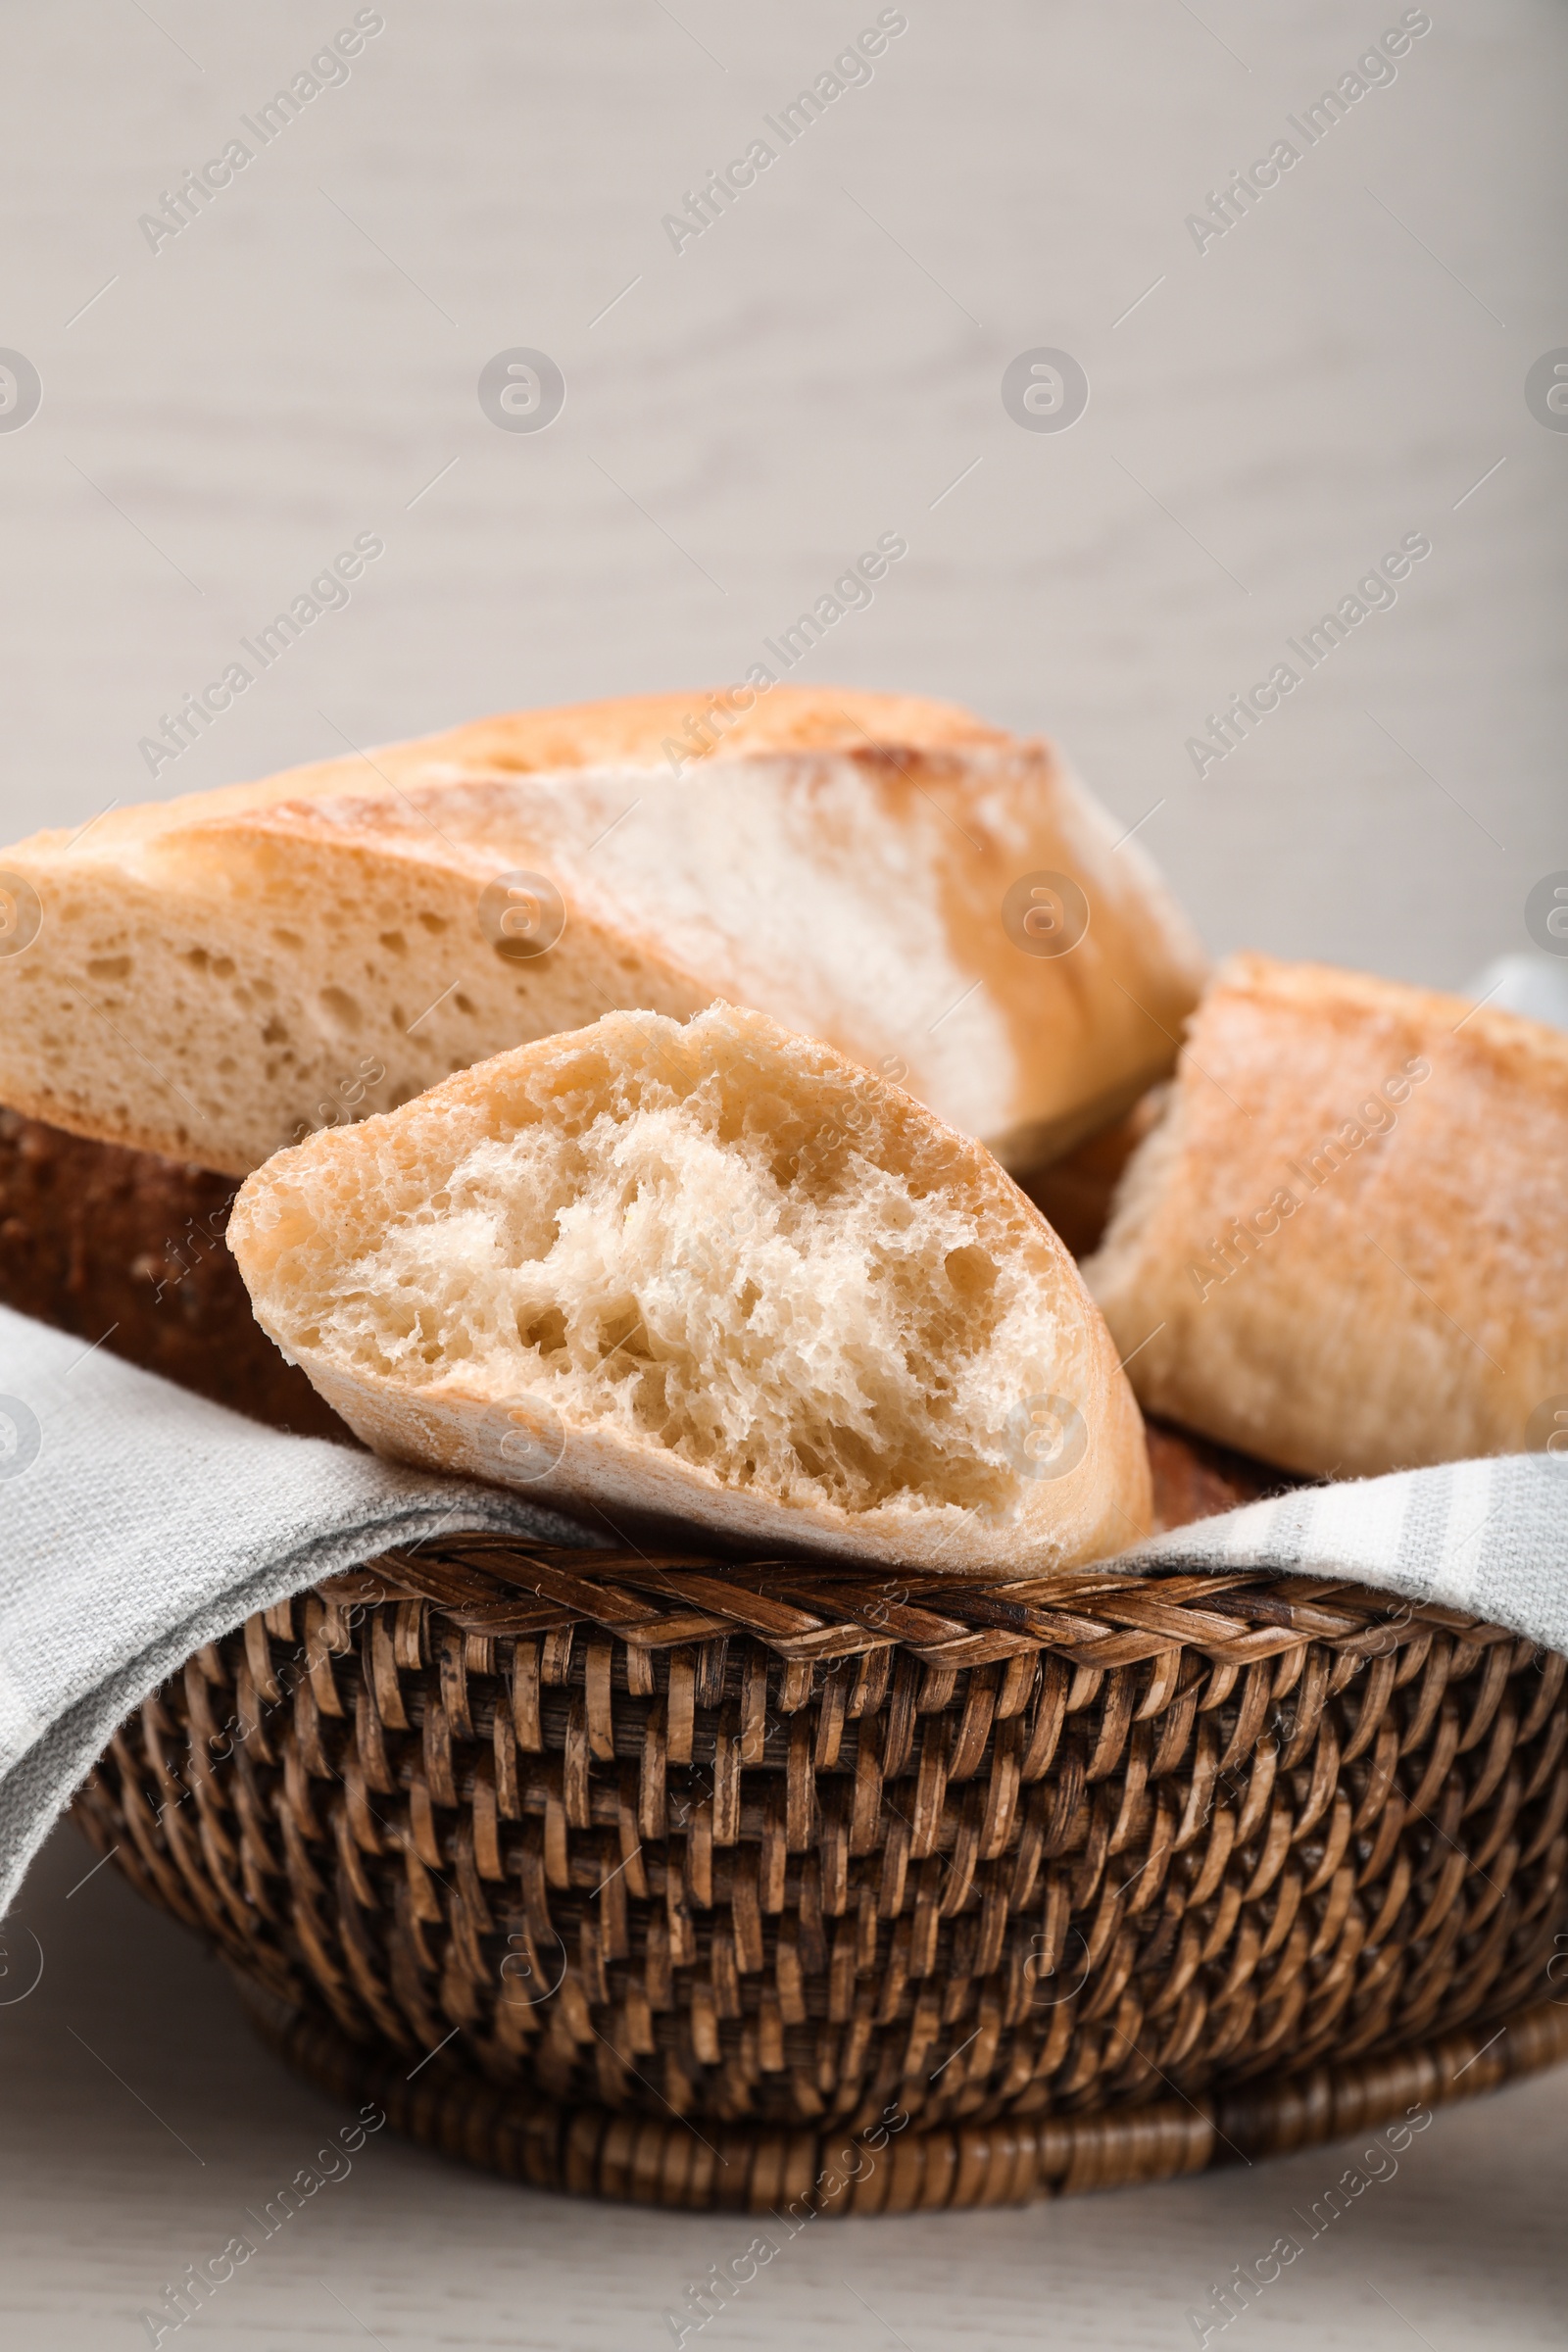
[284,1015,1063,1518]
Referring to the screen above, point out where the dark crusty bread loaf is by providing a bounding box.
[0,1108,348,1438]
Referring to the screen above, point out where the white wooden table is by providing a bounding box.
[1,0,1564,2341]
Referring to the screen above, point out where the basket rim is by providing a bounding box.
[326,1535,1536,1677]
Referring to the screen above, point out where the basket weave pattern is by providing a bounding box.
[74,1535,1568,2195]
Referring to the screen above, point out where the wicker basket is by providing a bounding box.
[73,1522,1568,2212]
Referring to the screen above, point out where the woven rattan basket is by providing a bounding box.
[73,1479,1568,2213]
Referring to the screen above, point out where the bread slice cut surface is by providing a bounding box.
[228,1004,1152,1572]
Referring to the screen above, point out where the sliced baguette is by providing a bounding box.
[0,686,1205,1178]
[1083,953,1568,1477]
[227,1004,1152,1572]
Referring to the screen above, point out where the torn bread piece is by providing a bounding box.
[1084,953,1568,1478]
[0,685,1205,1178]
[228,1004,1152,1573]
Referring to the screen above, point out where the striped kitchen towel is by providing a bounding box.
[0,1303,592,1922]
[1124,1450,1568,1658]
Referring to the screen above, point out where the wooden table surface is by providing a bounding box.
[1,0,1564,2342]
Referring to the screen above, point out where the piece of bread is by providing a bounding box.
[227,1004,1152,1573]
[0,686,1205,1180]
[1084,953,1568,1478]
[0,1107,349,1439]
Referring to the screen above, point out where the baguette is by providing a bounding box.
[1084,953,1568,1476]
[228,1004,1152,1572]
[0,687,1205,1179]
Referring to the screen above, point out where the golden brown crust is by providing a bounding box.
[11,687,1004,862]
[1084,952,1568,1476]
[0,691,1206,1180]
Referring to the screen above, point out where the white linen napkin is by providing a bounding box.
[0,1303,591,1920]
[1,1298,1563,1921]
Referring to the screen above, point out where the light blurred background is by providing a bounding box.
[1,0,1562,996]
[3,6,1566,2346]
